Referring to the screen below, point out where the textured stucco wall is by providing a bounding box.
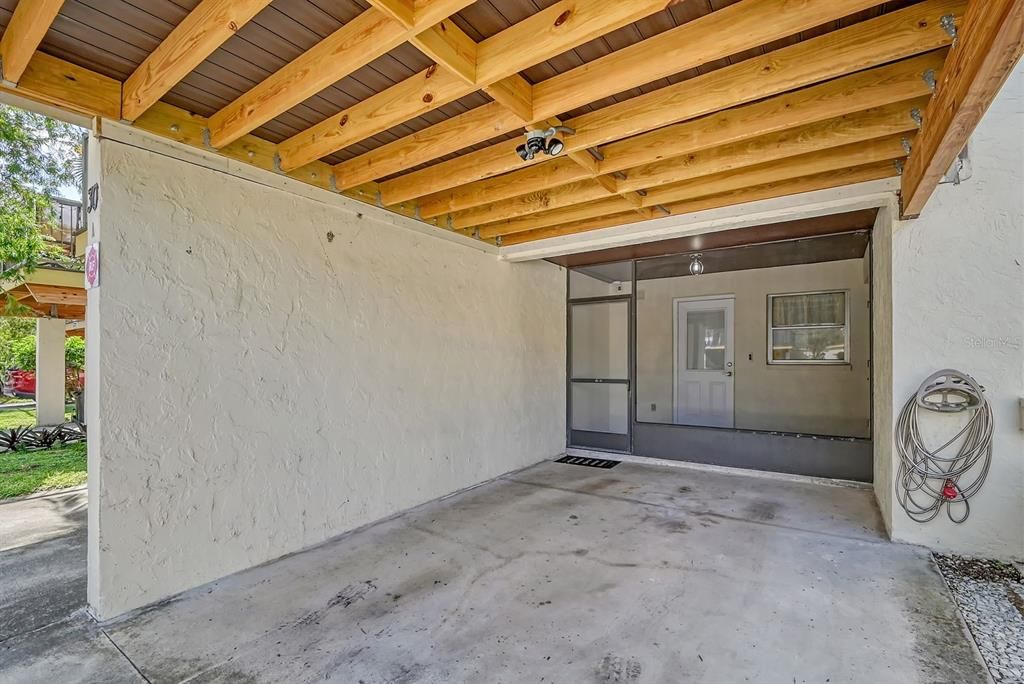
[87,138,566,619]
[871,207,896,536]
[884,62,1023,560]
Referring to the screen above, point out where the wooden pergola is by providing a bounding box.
[1,265,85,319]
[0,0,1020,245]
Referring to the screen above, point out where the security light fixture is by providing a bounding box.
[516,126,575,161]
[689,253,704,276]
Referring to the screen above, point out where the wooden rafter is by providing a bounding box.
[333,0,907,191]
[4,0,1001,244]
[121,0,273,122]
[378,0,964,207]
[478,136,910,239]
[420,52,946,219]
[410,18,478,85]
[0,51,411,222]
[365,0,415,28]
[901,0,1024,217]
[0,0,64,85]
[483,75,534,123]
[277,0,675,171]
[451,100,926,230]
[501,163,900,246]
[205,1,478,149]
[24,283,86,306]
[0,50,121,119]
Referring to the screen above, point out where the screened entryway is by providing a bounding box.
[567,263,632,452]
[563,214,876,481]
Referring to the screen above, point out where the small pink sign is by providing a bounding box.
[85,243,100,289]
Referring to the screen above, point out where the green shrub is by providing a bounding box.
[4,333,85,371]
[65,336,85,369]
[8,335,36,370]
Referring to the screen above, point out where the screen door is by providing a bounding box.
[569,298,630,451]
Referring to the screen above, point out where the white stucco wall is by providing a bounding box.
[881,62,1023,560]
[871,207,896,537]
[86,135,566,619]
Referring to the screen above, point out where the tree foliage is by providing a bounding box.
[65,335,85,369]
[7,335,37,371]
[2,332,86,372]
[0,317,36,368]
[0,105,83,280]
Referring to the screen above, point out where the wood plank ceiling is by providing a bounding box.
[0,0,1019,246]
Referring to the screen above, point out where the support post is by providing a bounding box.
[34,317,66,425]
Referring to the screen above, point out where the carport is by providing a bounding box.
[0,460,990,682]
[0,0,1021,680]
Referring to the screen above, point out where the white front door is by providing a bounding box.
[674,296,735,428]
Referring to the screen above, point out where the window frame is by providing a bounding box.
[766,289,850,365]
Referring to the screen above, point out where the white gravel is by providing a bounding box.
[935,554,1024,683]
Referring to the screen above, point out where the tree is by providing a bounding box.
[7,334,37,371]
[0,104,83,281]
[0,317,36,369]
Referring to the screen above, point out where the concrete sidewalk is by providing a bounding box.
[0,461,989,683]
[0,487,87,641]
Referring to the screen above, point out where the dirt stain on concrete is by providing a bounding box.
[744,500,780,522]
[640,512,690,534]
[596,653,642,682]
[294,580,378,627]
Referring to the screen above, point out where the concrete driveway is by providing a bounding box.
[0,487,87,641]
[0,460,988,683]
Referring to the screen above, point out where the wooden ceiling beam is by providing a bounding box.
[527,0,888,125]
[2,50,415,219]
[410,18,477,84]
[205,9,408,148]
[639,134,911,209]
[0,50,121,119]
[206,0,475,149]
[501,162,899,246]
[365,0,415,28]
[453,102,923,229]
[0,0,64,85]
[617,99,927,194]
[479,137,910,238]
[419,53,944,218]
[483,75,534,122]
[24,283,86,306]
[333,106,522,192]
[380,0,964,207]
[278,0,670,171]
[901,0,1024,217]
[335,0,902,192]
[121,0,273,122]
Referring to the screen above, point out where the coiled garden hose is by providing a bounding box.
[895,369,993,524]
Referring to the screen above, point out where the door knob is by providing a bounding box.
[723,371,733,376]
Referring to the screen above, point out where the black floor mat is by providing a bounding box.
[555,455,620,469]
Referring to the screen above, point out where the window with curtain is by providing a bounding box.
[767,291,848,363]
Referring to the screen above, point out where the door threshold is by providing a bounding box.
[564,448,870,490]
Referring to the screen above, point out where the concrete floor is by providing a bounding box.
[0,460,989,683]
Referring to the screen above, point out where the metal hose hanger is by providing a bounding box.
[895,369,994,524]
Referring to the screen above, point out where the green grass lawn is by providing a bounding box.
[0,441,87,499]
[0,407,75,430]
